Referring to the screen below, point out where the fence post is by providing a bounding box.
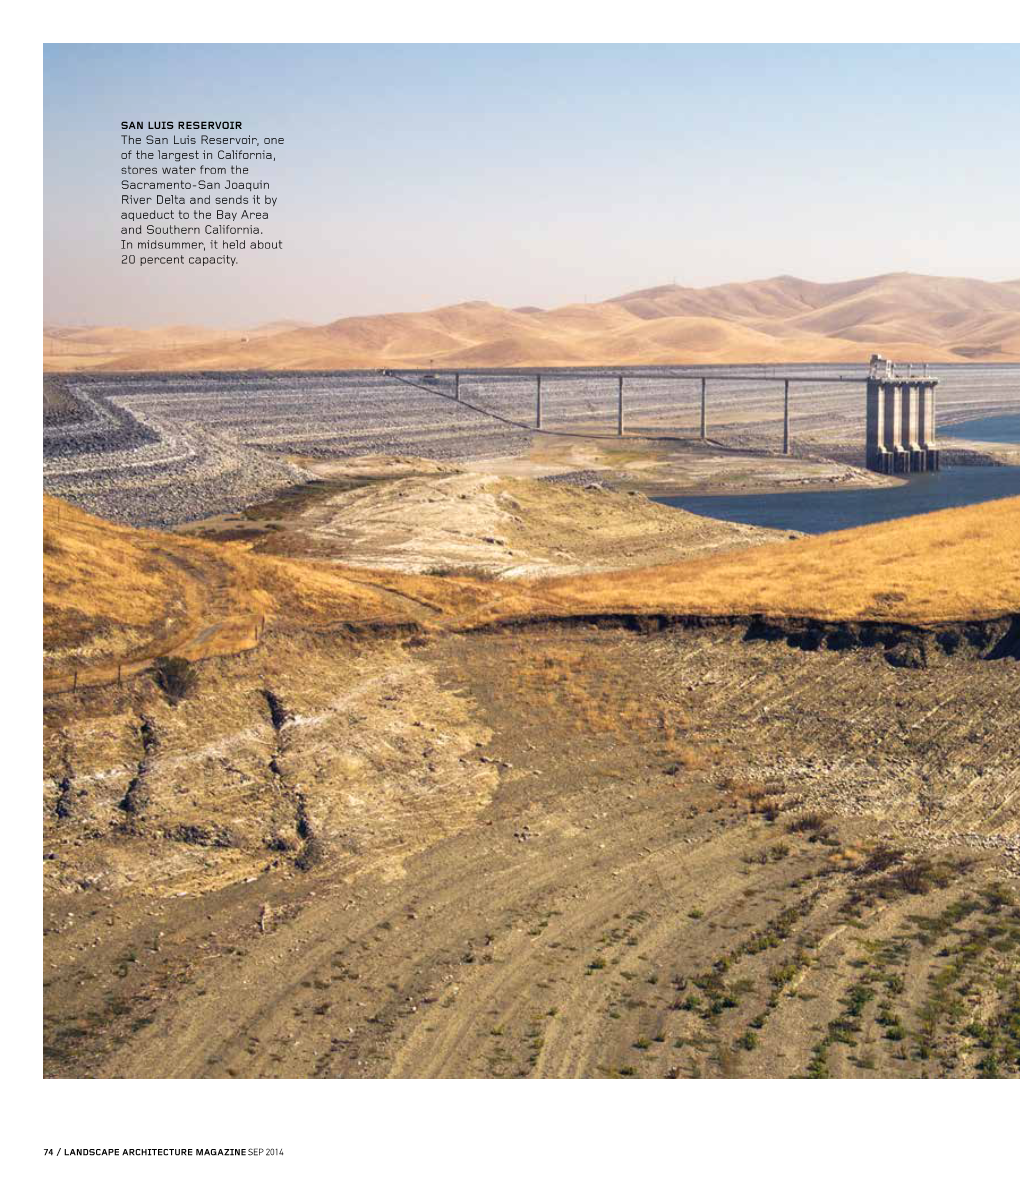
[72,670,78,692]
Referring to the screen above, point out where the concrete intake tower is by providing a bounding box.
[865,355,940,474]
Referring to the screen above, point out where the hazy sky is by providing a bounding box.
[44,43,1020,328]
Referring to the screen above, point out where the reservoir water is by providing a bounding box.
[653,467,1020,535]
[945,412,1020,445]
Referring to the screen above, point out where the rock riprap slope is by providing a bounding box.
[39,369,856,528]
[43,368,1020,527]
[44,375,536,526]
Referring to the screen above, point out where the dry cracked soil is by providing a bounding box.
[44,619,1020,1079]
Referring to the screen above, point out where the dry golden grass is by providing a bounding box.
[43,492,1020,689]
[534,496,1020,624]
[501,644,672,744]
[42,496,538,683]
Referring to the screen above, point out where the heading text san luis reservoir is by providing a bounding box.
[119,121,284,268]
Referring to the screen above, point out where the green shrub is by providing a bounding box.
[152,655,197,704]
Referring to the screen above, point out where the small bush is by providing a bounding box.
[881,857,961,898]
[153,655,197,704]
[859,844,906,874]
[666,747,707,772]
[787,812,829,835]
[422,564,495,579]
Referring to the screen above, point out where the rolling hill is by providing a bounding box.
[45,491,1020,693]
[43,272,1020,372]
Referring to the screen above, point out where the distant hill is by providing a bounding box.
[43,273,1020,372]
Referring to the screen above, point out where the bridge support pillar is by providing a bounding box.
[700,378,706,440]
[866,374,939,473]
[901,382,921,471]
[918,381,940,471]
[617,376,625,436]
[783,380,790,455]
[884,382,909,472]
[536,374,542,429]
[866,378,889,471]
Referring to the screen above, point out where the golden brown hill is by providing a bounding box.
[42,496,527,688]
[42,321,307,369]
[44,272,1020,371]
[45,490,1020,694]
[72,303,556,372]
[537,496,1020,624]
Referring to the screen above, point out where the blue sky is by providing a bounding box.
[44,43,1020,326]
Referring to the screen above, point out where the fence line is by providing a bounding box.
[44,614,267,697]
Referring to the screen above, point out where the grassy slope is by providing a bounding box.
[537,496,1020,623]
[43,497,531,678]
[44,494,1020,685]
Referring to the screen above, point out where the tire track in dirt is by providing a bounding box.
[386,812,738,1078]
[49,625,1019,1079]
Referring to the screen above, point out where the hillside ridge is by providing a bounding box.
[43,271,1020,371]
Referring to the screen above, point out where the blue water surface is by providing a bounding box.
[653,467,1020,534]
[945,413,1020,445]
